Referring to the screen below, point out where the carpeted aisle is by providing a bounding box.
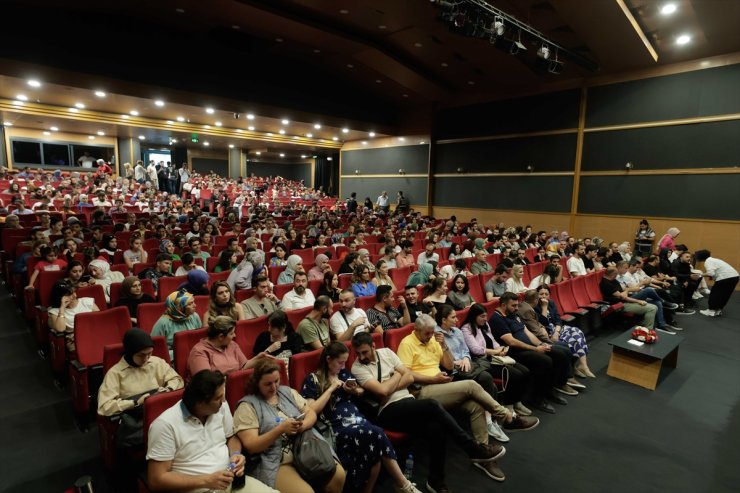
[0,284,738,493]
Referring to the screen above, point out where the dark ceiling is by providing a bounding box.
[1,0,738,131]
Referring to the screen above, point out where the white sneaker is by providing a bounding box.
[487,420,510,442]
[700,309,718,317]
[692,291,703,300]
[395,480,422,493]
[701,288,711,296]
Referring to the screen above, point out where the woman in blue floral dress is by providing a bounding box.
[301,342,420,493]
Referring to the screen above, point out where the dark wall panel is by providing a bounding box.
[578,174,740,220]
[1,127,8,167]
[248,162,312,186]
[340,177,428,206]
[433,176,573,212]
[341,145,429,175]
[192,158,228,177]
[582,120,740,171]
[435,89,580,139]
[586,64,740,127]
[436,133,577,173]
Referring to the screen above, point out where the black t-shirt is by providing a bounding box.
[405,301,431,323]
[600,278,623,304]
[642,263,659,277]
[582,257,594,271]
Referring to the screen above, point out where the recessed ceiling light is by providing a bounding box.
[138,135,146,140]
[301,154,307,158]
[248,126,255,131]
[306,133,313,138]
[314,123,321,129]
[332,136,339,141]
[121,114,129,119]
[342,128,349,133]
[94,90,106,97]
[171,138,178,143]
[313,49,321,53]
[2,121,12,126]
[43,131,51,136]
[175,7,185,13]
[661,3,677,15]
[267,132,273,136]
[130,110,139,116]
[75,102,85,109]
[97,131,105,136]
[379,25,387,30]
[362,141,368,145]
[281,119,289,125]
[27,79,41,88]
[467,80,475,85]
[205,107,215,114]
[16,94,28,101]
[155,100,165,107]
[88,136,95,140]
[232,25,240,30]
[203,141,210,146]
[339,9,349,14]
[676,34,691,45]
[50,126,58,131]
[441,62,449,67]
[246,113,255,120]
[68,107,78,112]
[414,42,423,48]
[176,116,185,122]
[236,129,243,133]
[398,137,406,141]
[204,125,211,129]
[228,144,235,148]
[279,129,286,134]
[275,38,284,43]
[347,64,354,69]
[215,121,222,127]
[376,79,382,83]
[369,132,376,137]
[166,120,174,124]
[255,151,261,155]
[280,153,285,157]
[327,157,333,161]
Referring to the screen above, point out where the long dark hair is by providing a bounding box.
[462,303,488,338]
[451,274,469,294]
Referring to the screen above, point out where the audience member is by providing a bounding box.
[115,277,156,325]
[152,291,203,358]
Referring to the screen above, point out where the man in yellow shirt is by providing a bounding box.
[397,314,538,482]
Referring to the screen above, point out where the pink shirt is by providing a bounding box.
[658,234,675,253]
[187,339,247,379]
[395,252,416,269]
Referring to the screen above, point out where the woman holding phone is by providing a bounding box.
[301,342,421,493]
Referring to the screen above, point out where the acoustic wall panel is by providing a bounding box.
[582,120,740,171]
[341,145,429,175]
[578,174,740,220]
[432,175,573,213]
[586,64,740,127]
[436,133,577,173]
[248,162,312,185]
[340,177,428,205]
[191,158,228,177]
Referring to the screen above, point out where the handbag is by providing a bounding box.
[292,428,337,485]
[455,357,492,380]
[489,355,517,366]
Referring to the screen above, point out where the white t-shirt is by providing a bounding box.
[281,289,315,311]
[567,256,586,276]
[505,277,527,294]
[78,156,94,168]
[704,257,739,282]
[351,348,413,413]
[416,252,439,266]
[47,297,95,330]
[147,400,232,493]
[329,308,369,336]
[376,195,389,207]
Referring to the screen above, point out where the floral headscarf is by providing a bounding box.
[164,290,195,322]
[159,239,173,253]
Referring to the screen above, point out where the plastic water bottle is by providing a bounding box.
[403,454,414,480]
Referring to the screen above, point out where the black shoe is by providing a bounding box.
[656,327,676,335]
[536,401,556,414]
[662,301,679,310]
[548,393,568,405]
[675,308,695,315]
[663,322,683,331]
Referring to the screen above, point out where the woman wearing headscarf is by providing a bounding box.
[406,261,436,287]
[276,254,303,285]
[357,248,375,272]
[151,290,203,358]
[88,258,125,303]
[658,227,680,254]
[115,277,156,325]
[307,253,330,281]
[97,329,183,447]
[474,237,487,253]
[159,239,180,261]
[177,269,210,296]
[226,250,261,292]
[99,234,119,261]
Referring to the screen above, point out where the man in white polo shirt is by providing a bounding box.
[376,191,390,214]
[280,271,315,311]
[147,370,277,493]
[329,289,375,341]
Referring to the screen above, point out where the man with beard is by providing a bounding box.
[296,295,332,350]
[280,271,315,311]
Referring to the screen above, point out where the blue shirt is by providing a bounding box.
[489,311,531,346]
[352,282,377,298]
[434,325,470,362]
